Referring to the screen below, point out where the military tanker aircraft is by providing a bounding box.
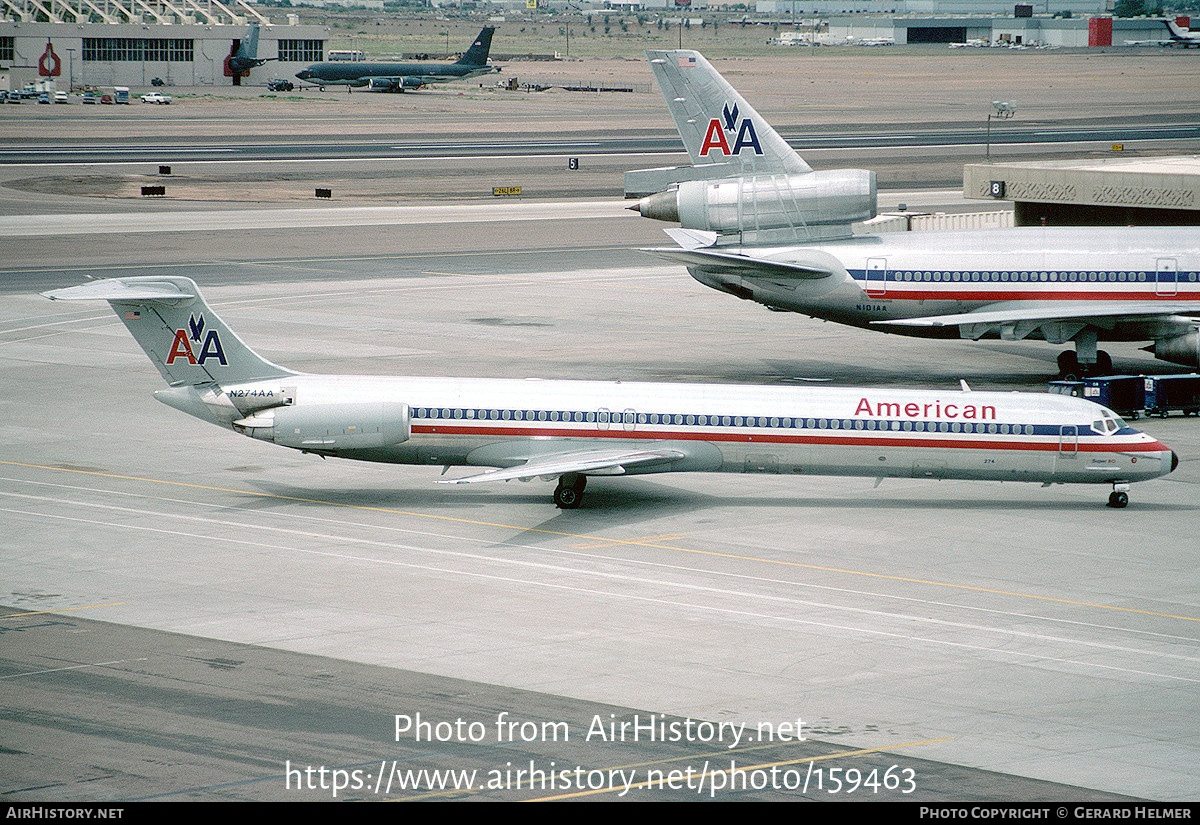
[295,27,499,92]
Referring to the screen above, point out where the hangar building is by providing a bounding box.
[0,2,327,90]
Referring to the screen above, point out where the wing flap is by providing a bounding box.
[439,446,685,485]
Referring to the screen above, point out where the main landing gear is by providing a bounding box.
[1057,329,1112,380]
[553,473,587,509]
[1107,482,1130,509]
[1057,348,1112,380]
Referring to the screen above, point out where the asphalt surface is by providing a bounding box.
[2,118,1198,164]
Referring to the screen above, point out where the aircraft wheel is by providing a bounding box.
[1107,490,1128,509]
[553,474,586,509]
[1057,350,1079,380]
[553,485,582,509]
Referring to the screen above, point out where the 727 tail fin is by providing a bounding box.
[44,277,294,387]
[646,49,810,176]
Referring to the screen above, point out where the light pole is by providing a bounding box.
[986,100,1015,161]
[563,2,580,57]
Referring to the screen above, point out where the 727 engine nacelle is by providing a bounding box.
[633,169,877,243]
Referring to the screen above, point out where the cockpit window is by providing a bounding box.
[1091,410,1123,435]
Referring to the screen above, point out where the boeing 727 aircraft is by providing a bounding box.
[631,50,1200,377]
[44,277,1175,508]
[295,27,499,92]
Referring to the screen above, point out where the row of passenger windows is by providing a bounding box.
[413,408,1038,435]
[870,270,1199,283]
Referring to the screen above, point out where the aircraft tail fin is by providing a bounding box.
[43,277,295,388]
[456,27,496,66]
[646,49,811,176]
[236,24,260,63]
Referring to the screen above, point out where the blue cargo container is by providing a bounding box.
[1048,380,1084,398]
[1144,374,1200,418]
[1081,375,1145,419]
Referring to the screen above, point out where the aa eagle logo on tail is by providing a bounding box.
[699,102,763,157]
[166,313,227,365]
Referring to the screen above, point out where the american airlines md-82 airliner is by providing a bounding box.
[44,277,1175,508]
[631,50,1200,378]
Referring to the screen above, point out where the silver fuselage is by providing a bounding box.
[161,374,1175,486]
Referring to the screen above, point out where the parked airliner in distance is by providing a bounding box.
[294,27,499,92]
[631,50,1200,377]
[44,277,1176,508]
[1163,19,1200,47]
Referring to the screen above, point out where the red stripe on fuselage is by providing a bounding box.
[857,288,1196,302]
[412,424,1165,454]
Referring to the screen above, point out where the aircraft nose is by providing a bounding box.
[295,69,310,80]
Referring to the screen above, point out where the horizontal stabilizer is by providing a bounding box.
[641,246,835,279]
[42,276,295,386]
[440,446,684,484]
[44,279,196,302]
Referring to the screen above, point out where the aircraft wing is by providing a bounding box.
[875,301,1200,329]
[876,300,1200,342]
[439,446,685,484]
[641,245,838,279]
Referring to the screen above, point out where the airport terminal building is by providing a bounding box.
[0,1,327,91]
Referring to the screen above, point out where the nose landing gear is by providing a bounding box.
[1107,482,1130,509]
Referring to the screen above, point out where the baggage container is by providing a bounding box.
[1081,375,1145,419]
[1048,380,1084,398]
[1144,374,1200,418]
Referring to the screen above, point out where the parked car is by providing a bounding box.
[268,79,294,92]
[140,92,172,104]
[37,92,50,104]
[100,94,114,104]
[54,91,69,104]
[81,91,97,104]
